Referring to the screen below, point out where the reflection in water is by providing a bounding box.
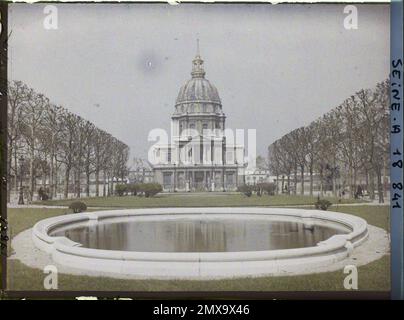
[50,216,348,252]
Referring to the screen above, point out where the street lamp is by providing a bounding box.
[18,155,24,205]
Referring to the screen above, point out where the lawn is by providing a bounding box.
[7,208,70,238]
[36,193,364,208]
[4,204,390,293]
[329,205,390,231]
[7,255,390,292]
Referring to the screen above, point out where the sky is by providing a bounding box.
[8,3,390,162]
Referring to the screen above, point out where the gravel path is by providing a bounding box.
[7,199,389,210]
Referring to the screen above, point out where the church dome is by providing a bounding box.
[176,77,221,105]
[175,43,222,110]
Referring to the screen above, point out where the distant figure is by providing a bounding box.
[355,185,363,199]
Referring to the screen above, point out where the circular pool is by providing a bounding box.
[49,215,350,252]
[32,207,369,279]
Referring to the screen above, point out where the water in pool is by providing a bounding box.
[50,215,349,252]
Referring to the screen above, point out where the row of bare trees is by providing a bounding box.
[7,80,129,202]
[268,79,389,203]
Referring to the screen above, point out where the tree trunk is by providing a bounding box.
[29,149,35,202]
[103,171,107,197]
[42,172,46,189]
[383,155,388,201]
[275,174,279,194]
[76,170,81,198]
[7,144,12,203]
[332,159,337,197]
[300,165,304,196]
[365,168,369,195]
[42,156,47,189]
[309,164,313,196]
[107,173,111,197]
[95,169,100,197]
[110,175,114,196]
[376,166,384,203]
[64,168,70,199]
[320,169,324,197]
[53,157,58,198]
[14,149,18,201]
[49,154,54,199]
[86,171,90,197]
[369,169,375,200]
[348,166,352,198]
[332,177,336,197]
[281,175,285,193]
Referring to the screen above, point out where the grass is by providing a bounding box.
[329,205,390,231]
[7,208,70,238]
[4,204,390,292]
[7,255,389,292]
[36,193,364,208]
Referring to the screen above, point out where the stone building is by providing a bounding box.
[151,45,245,192]
[244,168,272,185]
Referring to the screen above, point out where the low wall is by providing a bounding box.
[32,207,369,279]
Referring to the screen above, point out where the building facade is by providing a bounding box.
[244,168,273,185]
[151,46,245,192]
[128,168,154,184]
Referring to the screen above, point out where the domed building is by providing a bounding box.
[151,44,245,192]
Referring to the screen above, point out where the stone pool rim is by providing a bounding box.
[32,207,369,278]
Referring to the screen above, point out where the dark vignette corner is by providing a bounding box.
[0,1,8,295]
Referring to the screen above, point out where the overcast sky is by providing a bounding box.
[8,3,389,161]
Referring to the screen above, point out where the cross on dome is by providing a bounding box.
[191,39,206,78]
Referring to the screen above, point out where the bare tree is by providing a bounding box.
[81,121,96,197]
[268,143,283,194]
[20,89,48,201]
[58,110,79,199]
[7,81,27,202]
[267,79,389,201]
[7,80,131,202]
[93,131,110,196]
